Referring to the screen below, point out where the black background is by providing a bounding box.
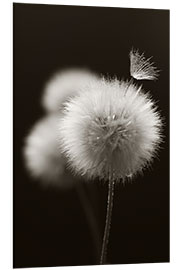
[13,3,169,268]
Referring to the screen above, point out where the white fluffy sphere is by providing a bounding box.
[42,68,98,112]
[23,115,73,188]
[59,78,162,182]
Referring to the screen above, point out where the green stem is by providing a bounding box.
[100,178,115,264]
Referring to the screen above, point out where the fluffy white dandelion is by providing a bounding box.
[59,77,162,182]
[129,49,159,80]
[23,115,73,188]
[42,68,98,112]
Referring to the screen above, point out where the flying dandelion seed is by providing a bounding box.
[42,68,99,112]
[129,49,159,80]
[23,115,73,188]
[59,77,162,182]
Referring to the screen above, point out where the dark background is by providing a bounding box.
[13,3,169,268]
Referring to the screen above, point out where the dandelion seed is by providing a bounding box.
[59,77,162,182]
[42,68,98,112]
[129,49,159,80]
[23,115,73,188]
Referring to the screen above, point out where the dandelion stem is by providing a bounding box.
[100,178,115,264]
[75,182,101,263]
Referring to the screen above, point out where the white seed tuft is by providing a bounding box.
[129,49,159,80]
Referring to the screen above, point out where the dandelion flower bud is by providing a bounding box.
[129,49,159,80]
[23,115,72,188]
[59,78,162,182]
[42,68,98,112]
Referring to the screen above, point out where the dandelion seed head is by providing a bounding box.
[42,68,98,112]
[130,49,159,80]
[59,78,162,182]
[23,115,73,188]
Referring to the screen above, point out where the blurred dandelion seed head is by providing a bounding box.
[130,49,159,80]
[42,68,99,112]
[59,78,162,182]
[23,115,73,188]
